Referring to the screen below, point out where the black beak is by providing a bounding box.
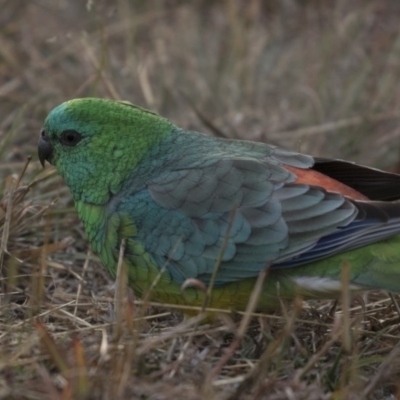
[38,131,53,167]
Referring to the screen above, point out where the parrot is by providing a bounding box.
[37,98,400,311]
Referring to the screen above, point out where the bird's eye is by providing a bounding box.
[60,130,82,146]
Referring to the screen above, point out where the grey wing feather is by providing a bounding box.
[141,141,358,285]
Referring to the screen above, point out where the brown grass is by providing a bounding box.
[1,1,400,399]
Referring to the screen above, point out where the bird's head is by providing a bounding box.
[38,98,173,204]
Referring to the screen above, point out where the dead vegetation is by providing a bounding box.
[1,1,400,399]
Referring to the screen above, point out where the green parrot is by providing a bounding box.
[38,98,400,311]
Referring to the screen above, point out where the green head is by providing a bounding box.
[38,98,174,204]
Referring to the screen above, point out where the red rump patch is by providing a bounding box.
[284,165,369,201]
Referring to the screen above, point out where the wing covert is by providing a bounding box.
[132,151,359,285]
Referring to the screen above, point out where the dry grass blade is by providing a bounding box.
[2,1,400,399]
[206,265,269,397]
[361,345,400,398]
[0,175,17,269]
[35,319,69,376]
[203,204,238,312]
[113,238,127,341]
[71,335,90,399]
[341,261,352,353]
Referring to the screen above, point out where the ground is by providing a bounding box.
[1,1,400,399]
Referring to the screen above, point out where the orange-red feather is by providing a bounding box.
[284,165,369,201]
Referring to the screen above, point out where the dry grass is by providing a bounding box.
[2,1,400,398]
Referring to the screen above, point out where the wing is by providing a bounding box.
[123,137,400,286]
[312,158,400,201]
